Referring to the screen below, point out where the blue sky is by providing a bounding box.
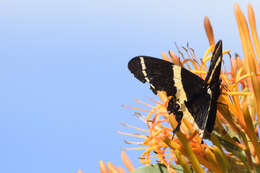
[0,0,259,173]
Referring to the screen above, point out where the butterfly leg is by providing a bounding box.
[172,111,183,133]
[173,123,181,134]
[216,102,227,106]
[167,97,183,135]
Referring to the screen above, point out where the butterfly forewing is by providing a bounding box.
[205,40,223,86]
[205,40,223,133]
[128,56,175,95]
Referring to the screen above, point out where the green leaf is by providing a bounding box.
[132,163,184,173]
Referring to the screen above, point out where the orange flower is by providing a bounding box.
[98,152,135,173]
[118,3,260,173]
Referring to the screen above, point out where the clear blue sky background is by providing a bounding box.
[0,0,259,173]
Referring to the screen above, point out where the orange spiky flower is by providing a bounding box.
[97,3,260,173]
[98,152,135,173]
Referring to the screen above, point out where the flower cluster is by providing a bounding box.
[98,3,260,173]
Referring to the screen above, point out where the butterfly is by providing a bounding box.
[128,40,222,139]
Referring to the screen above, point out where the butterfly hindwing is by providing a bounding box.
[185,91,210,131]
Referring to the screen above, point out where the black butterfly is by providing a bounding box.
[128,40,222,138]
